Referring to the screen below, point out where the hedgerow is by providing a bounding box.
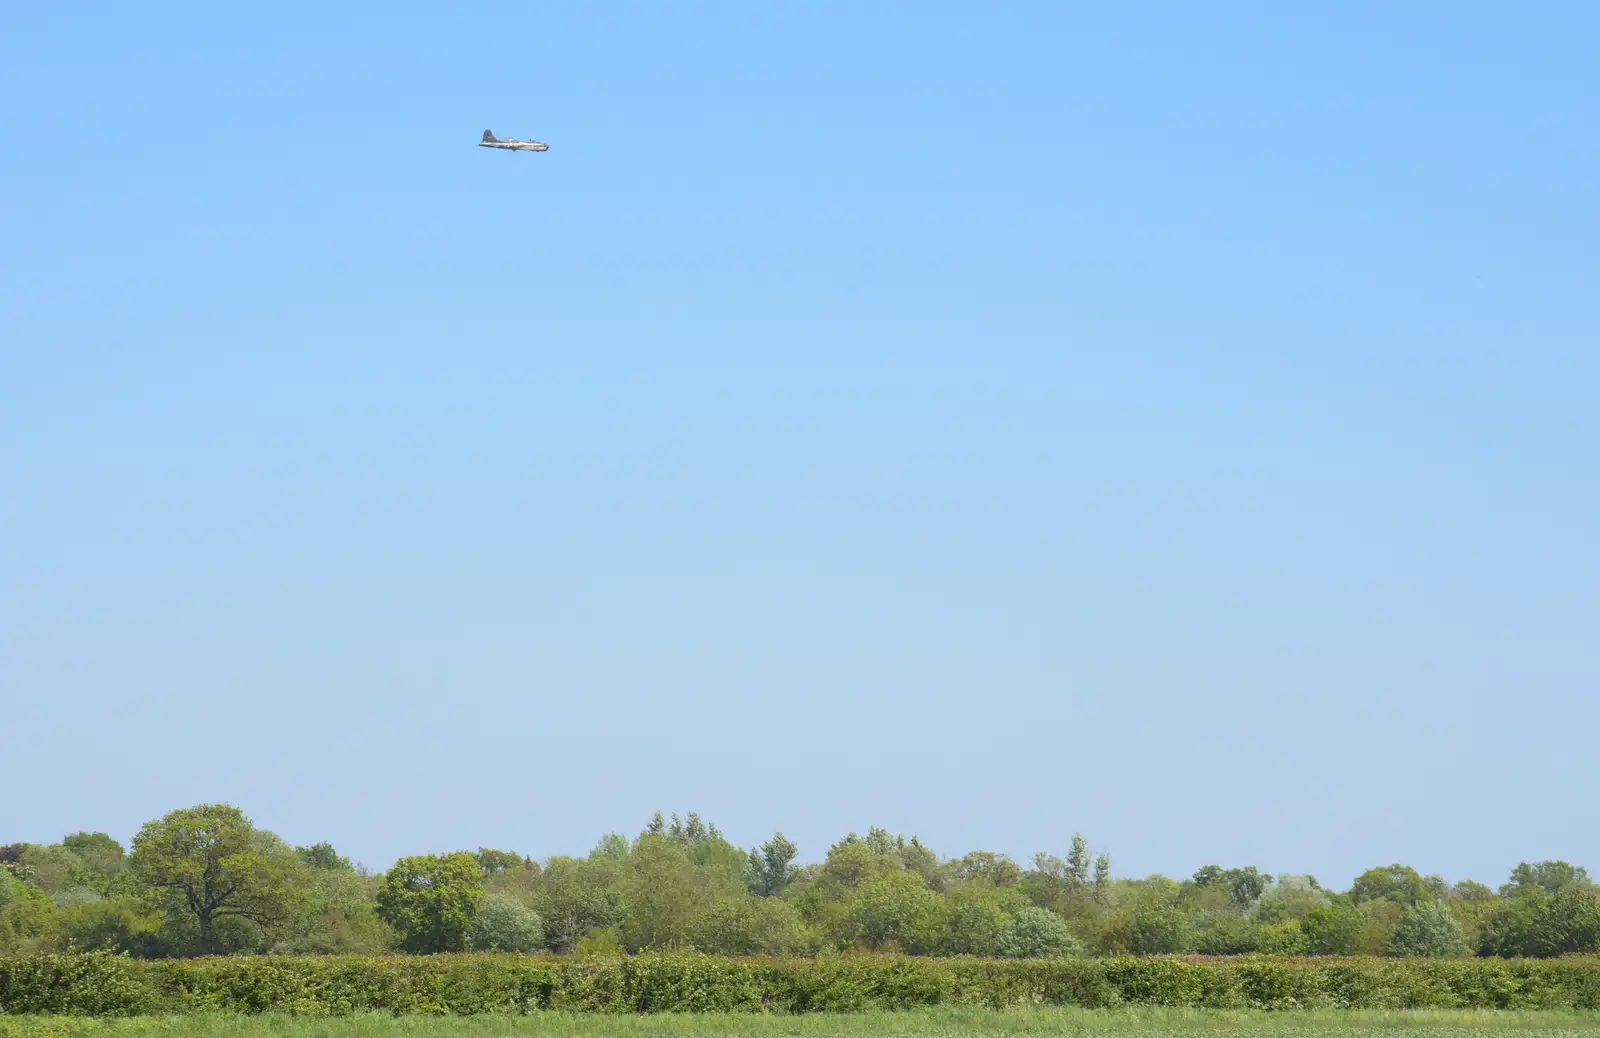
[3,953,1600,1016]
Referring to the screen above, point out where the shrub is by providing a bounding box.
[996,907,1082,958]
[466,896,545,953]
[1389,900,1470,957]
[3,952,1600,1016]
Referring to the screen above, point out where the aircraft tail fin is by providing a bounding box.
[482,130,499,142]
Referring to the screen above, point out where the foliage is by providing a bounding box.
[1502,861,1591,899]
[466,895,545,953]
[296,843,353,872]
[8,952,1600,1016]
[1388,901,1470,957]
[1350,865,1437,908]
[1300,904,1363,956]
[996,905,1082,958]
[475,849,527,878]
[528,858,623,954]
[375,853,485,955]
[59,836,125,890]
[127,805,306,955]
[11,803,1600,963]
[689,896,815,955]
[744,834,799,897]
[16,848,81,898]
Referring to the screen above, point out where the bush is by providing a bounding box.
[996,908,1082,958]
[1389,901,1470,957]
[6,952,1600,1016]
[466,897,545,953]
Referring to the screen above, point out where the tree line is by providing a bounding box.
[2,804,1596,959]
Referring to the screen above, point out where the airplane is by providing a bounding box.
[479,129,548,153]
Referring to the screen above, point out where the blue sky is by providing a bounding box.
[2,1,1595,888]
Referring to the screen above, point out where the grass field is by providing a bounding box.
[3,1010,1599,1038]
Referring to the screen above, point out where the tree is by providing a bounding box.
[1191,911,1259,955]
[1541,888,1600,955]
[1350,864,1435,907]
[475,848,525,878]
[997,906,1082,958]
[746,833,800,897]
[128,804,305,955]
[939,885,1020,955]
[61,833,126,888]
[19,844,84,895]
[1224,867,1273,907]
[1093,854,1112,890]
[1066,835,1091,887]
[1301,903,1363,955]
[296,842,353,871]
[376,852,485,953]
[954,851,1022,888]
[1128,901,1191,955]
[1450,880,1497,903]
[691,895,815,955]
[530,856,625,953]
[1388,900,1469,957]
[900,838,946,892]
[849,869,943,952]
[1502,861,1591,899]
[467,894,545,952]
[0,874,61,952]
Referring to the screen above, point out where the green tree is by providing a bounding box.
[1254,875,1328,924]
[849,869,944,952]
[58,897,166,956]
[745,833,800,897]
[1257,918,1311,954]
[997,906,1082,957]
[1066,835,1091,887]
[530,856,625,953]
[1450,880,1497,902]
[296,842,353,871]
[1388,900,1470,957]
[1191,910,1259,954]
[1350,864,1435,907]
[475,848,525,878]
[618,833,709,952]
[1540,888,1600,956]
[899,838,946,892]
[128,804,306,955]
[1301,903,1364,955]
[61,833,126,890]
[691,895,815,955]
[1224,867,1273,907]
[376,851,485,953]
[467,894,545,952]
[1502,861,1592,899]
[0,875,61,952]
[19,844,83,895]
[954,851,1022,888]
[1128,901,1191,955]
[939,885,1019,955]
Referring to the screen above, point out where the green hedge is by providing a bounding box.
[3,953,1600,1016]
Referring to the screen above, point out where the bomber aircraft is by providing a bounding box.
[479,129,548,152]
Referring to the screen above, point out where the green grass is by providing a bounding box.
[3,1010,1599,1038]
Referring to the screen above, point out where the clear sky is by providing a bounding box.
[2,1,1596,889]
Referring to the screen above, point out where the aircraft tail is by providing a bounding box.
[482,130,499,142]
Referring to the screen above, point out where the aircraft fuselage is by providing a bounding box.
[480,137,548,152]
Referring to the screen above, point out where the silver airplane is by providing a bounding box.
[479,129,548,153]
